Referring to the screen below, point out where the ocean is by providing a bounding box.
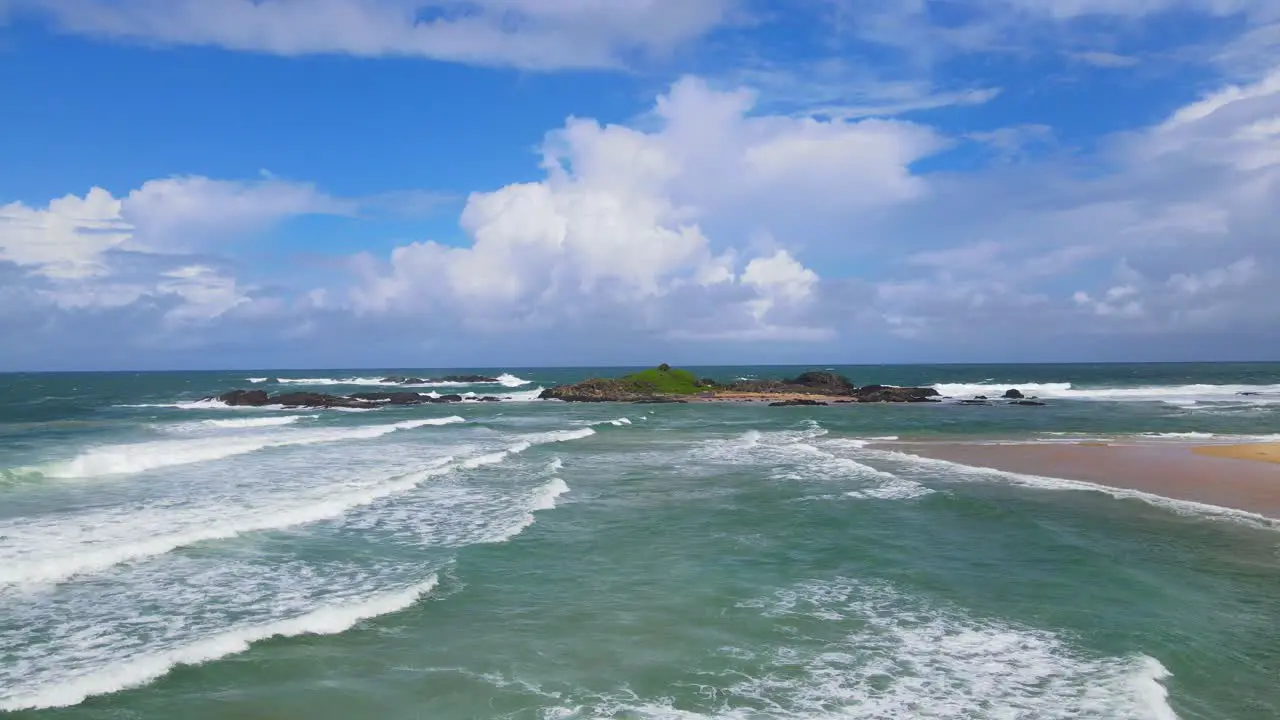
[2,363,1279,719]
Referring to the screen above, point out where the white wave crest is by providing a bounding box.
[497,373,531,387]
[246,377,269,383]
[40,417,465,479]
[694,427,931,501]
[932,380,1280,405]
[0,577,438,711]
[199,415,313,429]
[0,459,459,586]
[877,450,1280,531]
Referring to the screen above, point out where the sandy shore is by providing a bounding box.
[1193,442,1280,464]
[887,440,1280,518]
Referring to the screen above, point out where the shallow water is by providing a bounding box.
[2,364,1279,718]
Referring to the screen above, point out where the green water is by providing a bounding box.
[2,365,1279,718]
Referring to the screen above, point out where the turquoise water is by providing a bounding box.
[2,364,1279,718]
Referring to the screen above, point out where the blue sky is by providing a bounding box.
[1,0,1278,370]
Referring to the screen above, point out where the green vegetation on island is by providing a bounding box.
[619,364,704,395]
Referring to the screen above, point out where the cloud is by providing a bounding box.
[349,76,941,344]
[861,63,1280,353]
[0,177,346,282]
[10,0,738,70]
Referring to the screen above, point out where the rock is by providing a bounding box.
[478,396,501,402]
[1239,391,1262,396]
[380,376,426,385]
[958,399,991,406]
[725,379,788,393]
[974,395,988,400]
[271,392,378,409]
[853,386,941,403]
[540,379,644,402]
[1010,400,1047,406]
[437,394,464,403]
[436,375,500,383]
[699,377,719,387]
[350,392,425,405]
[1003,388,1025,399]
[215,389,271,406]
[785,371,856,395]
[769,398,829,407]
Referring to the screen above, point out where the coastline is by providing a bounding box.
[883,440,1280,519]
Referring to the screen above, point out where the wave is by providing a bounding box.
[256,373,532,388]
[694,426,933,501]
[184,415,315,431]
[877,451,1280,531]
[0,459,461,587]
[932,381,1280,405]
[537,578,1176,719]
[37,417,465,479]
[0,577,438,711]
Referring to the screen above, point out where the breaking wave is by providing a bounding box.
[37,417,465,479]
[932,381,1280,405]
[0,577,439,711]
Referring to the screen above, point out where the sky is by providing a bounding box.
[1,0,1278,370]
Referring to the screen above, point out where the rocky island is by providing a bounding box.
[538,365,953,404]
[200,365,1043,409]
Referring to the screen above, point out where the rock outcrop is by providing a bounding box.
[1003,388,1025,399]
[1010,400,1046,406]
[379,374,500,384]
[852,386,941,403]
[769,398,829,407]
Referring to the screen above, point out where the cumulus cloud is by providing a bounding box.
[349,77,941,344]
[7,0,737,70]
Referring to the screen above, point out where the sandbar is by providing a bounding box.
[887,440,1280,518]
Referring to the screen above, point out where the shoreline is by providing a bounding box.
[883,440,1280,519]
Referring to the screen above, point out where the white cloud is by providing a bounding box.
[351,76,937,341]
[0,188,131,279]
[11,0,737,70]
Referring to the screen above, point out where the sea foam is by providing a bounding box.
[40,417,465,479]
[932,380,1280,405]
[0,576,438,711]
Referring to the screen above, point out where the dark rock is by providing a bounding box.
[1010,400,1047,406]
[216,389,271,406]
[1239,391,1262,396]
[726,379,788,393]
[958,399,992,406]
[1003,388,1025,399]
[437,394,464,403]
[271,392,378,409]
[769,398,829,407]
[975,395,988,400]
[785,371,856,395]
[853,386,941,403]
[380,376,427,384]
[541,379,644,402]
[478,396,501,402]
[349,392,426,405]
